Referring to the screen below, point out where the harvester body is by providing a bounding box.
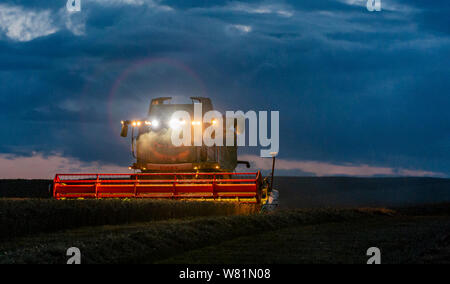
[53,97,271,204]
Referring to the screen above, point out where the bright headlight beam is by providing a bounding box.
[151,120,160,128]
[169,119,179,129]
[169,119,186,129]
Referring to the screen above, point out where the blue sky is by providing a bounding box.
[0,0,449,178]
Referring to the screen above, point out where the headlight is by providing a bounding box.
[169,119,178,129]
[151,120,160,128]
[169,119,186,129]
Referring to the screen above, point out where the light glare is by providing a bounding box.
[152,120,160,127]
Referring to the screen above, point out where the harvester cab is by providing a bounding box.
[120,97,239,173]
[53,97,278,207]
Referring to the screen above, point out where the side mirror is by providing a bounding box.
[120,123,128,137]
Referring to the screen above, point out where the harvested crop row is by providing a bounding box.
[0,199,259,240]
[0,207,396,264]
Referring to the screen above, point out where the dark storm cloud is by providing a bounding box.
[393,0,450,35]
[0,0,449,176]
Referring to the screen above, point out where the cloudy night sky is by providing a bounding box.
[0,0,449,178]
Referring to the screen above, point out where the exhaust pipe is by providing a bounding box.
[269,152,277,192]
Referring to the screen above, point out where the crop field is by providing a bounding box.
[0,199,259,240]
[0,177,449,264]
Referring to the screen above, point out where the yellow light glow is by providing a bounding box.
[145,121,152,125]
[212,119,218,125]
[132,121,137,127]
[137,121,142,126]
[191,121,201,126]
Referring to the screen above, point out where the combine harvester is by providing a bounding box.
[53,97,278,208]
